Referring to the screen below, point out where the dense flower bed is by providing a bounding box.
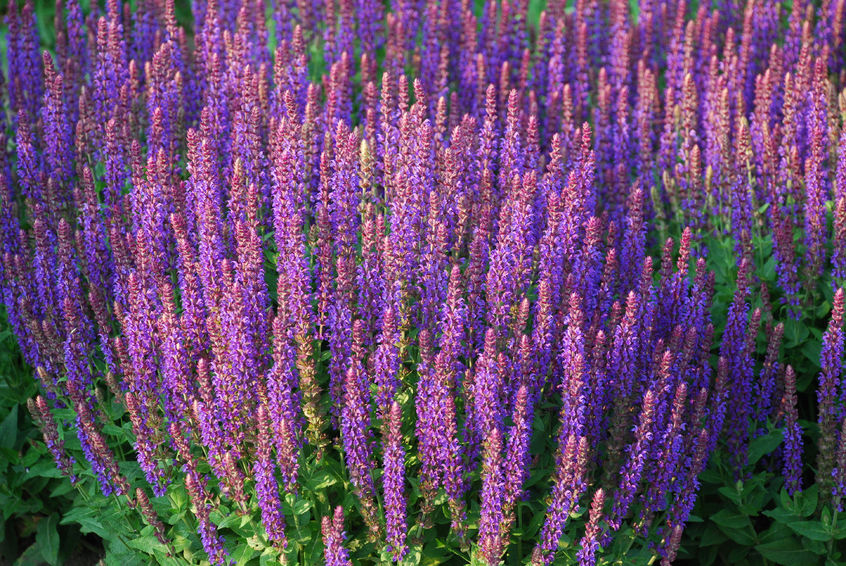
[2,0,846,564]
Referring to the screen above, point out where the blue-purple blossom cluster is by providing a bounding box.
[4,0,846,564]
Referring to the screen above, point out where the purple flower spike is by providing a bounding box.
[254,405,288,547]
[322,506,353,566]
[782,365,803,496]
[532,435,590,565]
[29,396,76,482]
[818,288,845,497]
[478,426,505,565]
[610,389,656,532]
[501,385,534,534]
[576,489,606,566]
[383,401,408,561]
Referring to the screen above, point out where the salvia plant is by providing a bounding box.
[2,0,846,565]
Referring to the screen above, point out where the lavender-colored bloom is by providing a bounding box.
[709,357,730,454]
[40,53,74,196]
[643,381,687,517]
[322,506,353,566]
[184,470,229,566]
[373,304,402,413]
[782,365,803,495]
[755,322,784,433]
[802,59,829,285]
[834,134,846,285]
[135,488,168,546]
[610,390,656,531]
[576,489,606,566]
[125,391,168,496]
[477,427,505,566]
[268,315,301,490]
[833,417,846,511]
[28,396,76,482]
[255,404,288,546]
[415,329,442,511]
[76,401,129,497]
[471,328,504,451]
[619,185,646,293]
[382,401,408,561]
[558,292,587,439]
[532,434,589,565]
[8,0,846,560]
[340,362,374,494]
[6,0,43,121]
[818,289,845,495]
[719,260,756,471]
[664,428,710,561]
[501,385,533,532]
[340,363,380,538]
[326,125,359,421]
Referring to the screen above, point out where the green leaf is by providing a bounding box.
[49,481,74,498]
[308,470,338,490]
[709,509,751,530]
[756,538,820,566]
[400,547,422,565]
[747,430,783,466]
[822,507,832,527]
[831,525,846,541]
[260,549,280,566]
[0,405,18,450]
[125,534,168,555]
[13,542,46,566]
[709,510,756,546]
[717,485,742,505]
[36,514,59,566]
[786,521,832,542]
[232,542,258,564]
[217,511,242,530]
[292,497,311,517]
[60,506,110,539]
[26,460,65,479]
[799,484,819,517]
[103,538,145,566]
[698,524,728,547]
[764,507,799,524]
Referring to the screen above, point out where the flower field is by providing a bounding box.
[1,0,846,564]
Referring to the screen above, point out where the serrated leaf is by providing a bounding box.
[125,534,168,555]
[709,510,756,546]
[36,514,59,566]
[104,542,145,566]
[20,445,42,467]
[747,430,783,466]
[260,548,280,566]
[699,523,728,547]
[308,470,338,490]
[798,484,819,517]
[102,423,124,437]
[292,497,311,516]
[709,509,751,530]
[0,405,18,450]
[233,542,258,563]
[717,485,742,505]
[216,511,242,530]
[786,521,832,542]
[822,507,832,527]
[13,542,45,566]
[764,507,799,524]
[401,547,422,565]
[756,538,819,566]
[50,481,74,498]
[25,460,65,479]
